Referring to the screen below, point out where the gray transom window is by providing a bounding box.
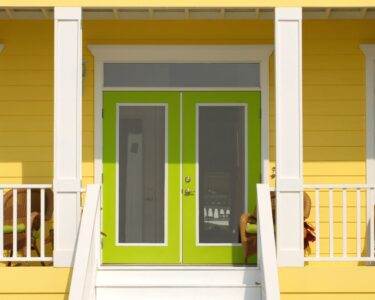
[104,63,260,88]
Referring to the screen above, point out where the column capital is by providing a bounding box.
[54,7,82,20]
[275,7,302,20]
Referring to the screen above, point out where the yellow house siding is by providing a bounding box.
[0,20,94,186]
[0,267,70,299]
[279,266,375,299]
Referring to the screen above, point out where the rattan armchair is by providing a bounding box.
[3,189,53,265]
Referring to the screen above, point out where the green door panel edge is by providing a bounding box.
[182,91,261,264]
[102,91,180,264]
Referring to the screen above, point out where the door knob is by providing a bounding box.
[185,176,191,183]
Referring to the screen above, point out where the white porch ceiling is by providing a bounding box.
[1,7,375,20]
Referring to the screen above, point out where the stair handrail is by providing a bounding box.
[69,184,101,300]
[257,183,280,300]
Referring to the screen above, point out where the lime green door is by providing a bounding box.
[182,92,261,264]
[102,91,260,264]
[102,91,180,264]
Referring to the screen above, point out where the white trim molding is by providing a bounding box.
[275,8,304,267]
[53,7,82,267]
[88,45,273,187]
[360,44,375,258]
[361,45,375,184]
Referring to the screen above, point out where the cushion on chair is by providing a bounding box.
[3,224,26,234]
[245,223,257,234]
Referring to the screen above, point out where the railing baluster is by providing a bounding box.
[0,189,3,258]
[342,189,347,257]
[40,189,45,258]
[12,189,17,258]
[0,184,53,263]
[356,188,361,258]
[329,188,334,258]
[26,189,31,258]
[303,184,375,262]
[315,189,320,258]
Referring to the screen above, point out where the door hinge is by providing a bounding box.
[101,173,103,183]
[102,108,104,119]
[259,107,262,119]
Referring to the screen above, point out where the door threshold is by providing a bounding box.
[98,264,259,271]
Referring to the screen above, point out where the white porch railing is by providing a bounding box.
[257,184,280,300]
[69,184,101,300]
[303,184,375,262]
[0,184,53,263]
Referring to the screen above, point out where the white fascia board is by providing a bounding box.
[88,45,274,63]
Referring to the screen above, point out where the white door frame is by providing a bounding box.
[88,45,273,187]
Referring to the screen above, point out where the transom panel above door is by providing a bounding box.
[102,91,260,265]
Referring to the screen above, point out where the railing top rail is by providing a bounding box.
[0,184,53,189]
[303,184,375,189]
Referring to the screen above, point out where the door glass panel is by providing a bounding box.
[118,106,166,244]
[198,106,245,244]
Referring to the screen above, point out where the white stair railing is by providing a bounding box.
[69,184,101,300]
[257,184,280,300]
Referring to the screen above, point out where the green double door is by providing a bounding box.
[102,91,260,264]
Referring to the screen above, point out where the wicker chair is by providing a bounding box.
[3,189,54,265]
[240,191,311,264]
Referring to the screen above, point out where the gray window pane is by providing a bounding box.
[118,106,165,243]
[199,106,245,243]
[104,63,260,87]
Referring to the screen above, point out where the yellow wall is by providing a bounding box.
[0,20,93,186]
[279,265,375,299]
[0,267,70,299]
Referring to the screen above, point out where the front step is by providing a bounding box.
[96,266,262,300]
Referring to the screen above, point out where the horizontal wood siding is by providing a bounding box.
[0,20,93,186]
[0,267,70,299]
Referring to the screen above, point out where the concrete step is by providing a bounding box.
[96,266,262,300]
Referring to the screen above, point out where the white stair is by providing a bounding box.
[95,266,262,300]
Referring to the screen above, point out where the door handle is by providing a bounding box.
[184,188,195,195]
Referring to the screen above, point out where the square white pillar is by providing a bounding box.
[275,7,304,267]
[54,7,82,267]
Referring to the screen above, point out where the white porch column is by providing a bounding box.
[54,7,82,267]
[275,8,304,267]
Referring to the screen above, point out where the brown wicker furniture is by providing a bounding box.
[240,191,312,264]
[2,189,53,265]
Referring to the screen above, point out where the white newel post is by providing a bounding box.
[275,8,304,266]
[54,7,82,267]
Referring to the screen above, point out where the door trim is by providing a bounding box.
[89,45,273,264]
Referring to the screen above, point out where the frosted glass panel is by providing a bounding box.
[118,106,165,243]
[198,106,245,243]
[104,63,260,87]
